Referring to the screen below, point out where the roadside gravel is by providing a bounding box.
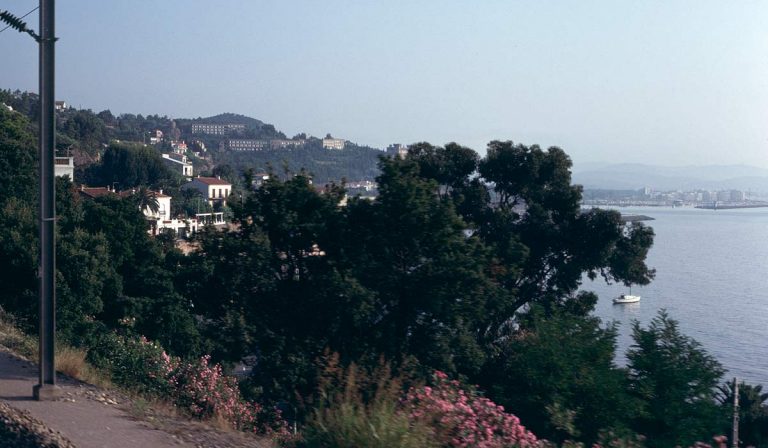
[0,401,76,447]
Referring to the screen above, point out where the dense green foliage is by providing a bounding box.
[717,380,768,447]
[86,141,177,188]
[481,306,638,443]
[1,105,760,446]
[214,143,382,184]
[627,311,725,447]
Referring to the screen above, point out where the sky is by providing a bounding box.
[1,1,767,168]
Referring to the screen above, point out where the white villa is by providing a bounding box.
[78,185,224,239]
[182,176,232,207]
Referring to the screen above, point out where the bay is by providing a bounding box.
[583,206,768,386]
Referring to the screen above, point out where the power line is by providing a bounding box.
[0,6,39,34]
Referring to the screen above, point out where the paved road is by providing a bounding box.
[0,348,190,448]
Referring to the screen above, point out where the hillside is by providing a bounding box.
[176,113,383,182]
[214,143,383,183]
[0,89,383,183]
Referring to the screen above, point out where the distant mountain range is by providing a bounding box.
[572,163,768,192]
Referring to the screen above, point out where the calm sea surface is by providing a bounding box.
[583,206,768,386]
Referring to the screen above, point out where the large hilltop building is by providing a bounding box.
[227,139,270,151]
[191,123,245,135]
[322,137,345,150]
[387,144,408,159]
[226,139,307,151]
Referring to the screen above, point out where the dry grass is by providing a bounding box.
[54,346,87,378]
[0,311,37,361]
[54,345,111,388]
[0,309,110,387]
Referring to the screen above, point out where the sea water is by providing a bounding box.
[583,206,768,386]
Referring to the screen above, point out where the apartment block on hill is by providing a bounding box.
[322,137,345,150]
[191,123,245,135]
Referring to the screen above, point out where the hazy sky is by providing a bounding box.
[2,1,767,167]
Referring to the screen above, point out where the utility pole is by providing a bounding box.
[33,0,61,401]
[732,378,739,448]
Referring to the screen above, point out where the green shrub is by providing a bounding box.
[86,332,175,397]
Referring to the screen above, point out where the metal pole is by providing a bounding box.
[732,378,739,448]
[33,0,61,401]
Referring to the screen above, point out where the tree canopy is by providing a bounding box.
[0,105,740,444]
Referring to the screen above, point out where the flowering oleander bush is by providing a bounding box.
[403,371,540,448]
[300,357,542,448]
[86,332,289,437]
[171,354,290,435]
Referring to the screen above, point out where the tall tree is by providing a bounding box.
[343,157,505,376]
[627,310,725,447]
[481,305,640,444]
[95,141,175,188]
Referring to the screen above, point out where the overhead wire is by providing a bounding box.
[0,6,39,34]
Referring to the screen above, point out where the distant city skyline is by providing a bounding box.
[2,1,766,168]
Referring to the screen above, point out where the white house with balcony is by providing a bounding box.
[143,190,172,220]
[162,153,193,179]
[181,176,232,207]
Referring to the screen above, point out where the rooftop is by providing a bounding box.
[193,176,231,186]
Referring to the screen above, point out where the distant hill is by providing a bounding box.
[174,113,383,183]
[572,163,768,192]
[2,88,385,183]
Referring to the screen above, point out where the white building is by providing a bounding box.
[54,157,74,180]
[182,176,232,206]
[142,190,172,220]
[77,186,218,238]
[171,140,188,153]
[387,144,408,159]
[347,180,377,191]
[162,153,193,178]
[270,139,306,149]
[228,139,269,151]
[149,130,163,145]
[322,138,345,150]
[191,123,245,135]
[143,191,228,238]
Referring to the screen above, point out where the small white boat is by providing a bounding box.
[614,286,640,304]
[613,294,641,304]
